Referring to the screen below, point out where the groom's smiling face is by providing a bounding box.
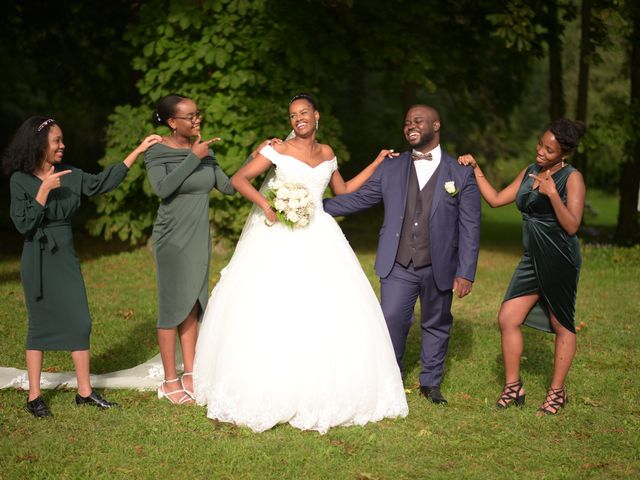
[404,106,440,151]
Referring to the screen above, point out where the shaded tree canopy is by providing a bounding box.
[1,0,637,243]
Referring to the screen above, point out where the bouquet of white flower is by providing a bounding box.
[264,179,314,228]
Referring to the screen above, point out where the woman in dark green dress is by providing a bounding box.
[3,116,161,417]
[459,119,586,415]
[145,94,235,405]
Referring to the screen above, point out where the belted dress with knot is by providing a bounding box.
[9,162,130,351]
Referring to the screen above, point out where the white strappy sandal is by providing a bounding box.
[157,378,193,405]
[181,372,195,400]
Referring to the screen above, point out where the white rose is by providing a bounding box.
[287,211,300,223]
[276,187,290,199]
[444,181,456,194]
[299,197,309,207]
[288,198,300,209]
[274,199,286,211]
[298,217,309,227]
[289,189,301,200]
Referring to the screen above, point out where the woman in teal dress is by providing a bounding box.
[144,94,236,404]
[3,116,160,417]
[458,119,586,415]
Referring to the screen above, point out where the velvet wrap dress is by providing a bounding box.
[144,144,234,329]
[9,162,130,350]
[503,164,582,333]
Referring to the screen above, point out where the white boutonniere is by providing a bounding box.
[444,180,459,197]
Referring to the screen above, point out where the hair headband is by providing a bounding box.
[37,119,55,132]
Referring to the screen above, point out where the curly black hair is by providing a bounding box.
[2,116,56,176]
[289,93,317,110]
[152,93,190,127]
[547,118,587,154]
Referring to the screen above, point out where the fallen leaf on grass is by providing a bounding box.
[43,366,60,373]
[355,473,380,480]
[575,322,588,332]
[15,453,38,463]
[404,388,413,394]
[581,462,609,470]
[120,309,134,320]
[581,397,601,407]
[462,393,472,400]
[133,445,144,455]
[329,439,356,454]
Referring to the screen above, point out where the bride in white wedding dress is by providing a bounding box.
[193,94,408,433]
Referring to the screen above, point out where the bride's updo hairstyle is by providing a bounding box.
[547,119,587,154]
[289,93,317,110]
[152,94,189,126]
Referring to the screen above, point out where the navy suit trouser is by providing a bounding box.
[380,261,453,387]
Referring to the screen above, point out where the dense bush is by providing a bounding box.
[89,0,347,244]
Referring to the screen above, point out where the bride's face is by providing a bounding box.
[289,99,319,137]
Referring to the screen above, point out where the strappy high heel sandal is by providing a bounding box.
[181,372,195,400]
[496,379,526,408]
[157,378,193,405]
[537,386,568,415]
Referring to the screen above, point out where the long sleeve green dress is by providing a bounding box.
[9,162,130,350]
[503,164,582,333]
[144,144,235,329]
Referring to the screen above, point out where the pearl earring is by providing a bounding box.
[316,119,319,130]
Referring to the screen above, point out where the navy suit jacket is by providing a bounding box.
[323,150,481,291]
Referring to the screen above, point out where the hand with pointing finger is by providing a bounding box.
[35,166,73,206]
[41,166,73,192]
[529,171,558,197]
[191,134,221,159]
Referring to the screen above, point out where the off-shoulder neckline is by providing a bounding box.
[262,145,336,169]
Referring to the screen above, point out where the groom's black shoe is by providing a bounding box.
[26,396,52,418]
[75,391,119,409]
[420,386,448,405]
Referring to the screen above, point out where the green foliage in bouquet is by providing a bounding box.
[90,0,348,244]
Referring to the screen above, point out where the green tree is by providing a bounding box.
[89,0,348,243]
[615,1,640,243]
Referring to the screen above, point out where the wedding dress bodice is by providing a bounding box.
[261,145,337,210]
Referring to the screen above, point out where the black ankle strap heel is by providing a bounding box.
[496,379,526,409]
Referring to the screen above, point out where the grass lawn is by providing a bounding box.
[0,190,638,479]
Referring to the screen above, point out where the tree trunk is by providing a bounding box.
[614,8,640,244]
[574,0,591,181]
[547,0,566,120]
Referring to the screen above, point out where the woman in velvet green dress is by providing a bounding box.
[145,94,235,405]
[458,119,586,415]
[4,116,160,417]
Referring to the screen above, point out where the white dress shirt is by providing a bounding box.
[412,145,442,190]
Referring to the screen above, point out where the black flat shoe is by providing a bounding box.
[26,396,52,418]
[75,391,119,409]
[420,386,448,404]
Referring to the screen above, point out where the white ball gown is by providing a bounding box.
[193,145,408,434]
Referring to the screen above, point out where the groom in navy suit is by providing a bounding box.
[324,105,481,404]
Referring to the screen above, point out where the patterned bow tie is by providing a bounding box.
[411,151,433,161]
